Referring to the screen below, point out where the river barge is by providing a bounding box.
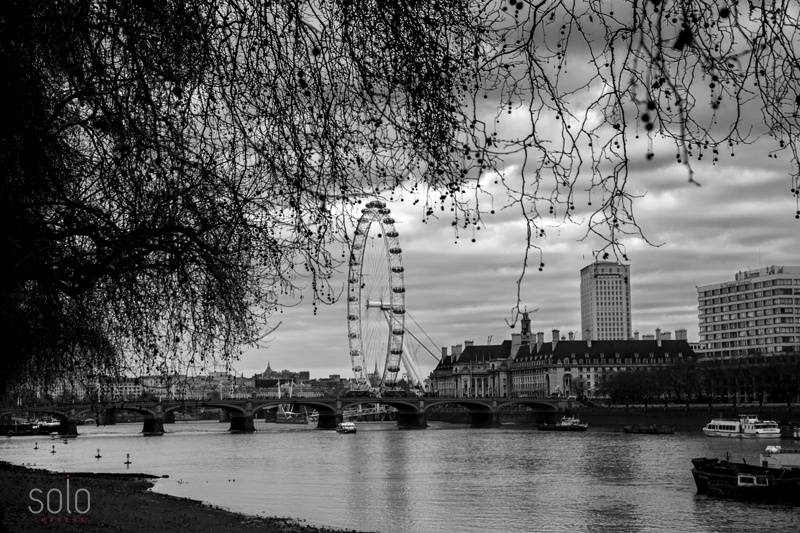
[691,456,800,501]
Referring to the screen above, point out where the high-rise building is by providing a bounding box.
[697,265,800,358]
[580,262,632,340]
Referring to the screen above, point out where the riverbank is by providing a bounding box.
[573,404,800,431]
[0,461,366,533]
[427,403,800,430]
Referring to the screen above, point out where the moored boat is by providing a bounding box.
[701,414,780,438]
[691,456,800,501]
[3,417,64,437]
[760,446,800,469]
[336,422,357,434]
[623,424,674,435]
[539,416,588,432]
[31,417,61,430]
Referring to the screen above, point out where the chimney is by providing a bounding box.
[656,328,662,347]
[536,332,544,352]
[464,340,474,348]
[634,331,639,340]
[675,328,687,340]
[552,329,560,349]
[441,347,448,359]
[662,331,672,340]
[511,333,522,357]
[568,331,574,341]
[451,344,463,359]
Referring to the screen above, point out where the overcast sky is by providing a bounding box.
[233,133,798,380]
[230,11,800,380]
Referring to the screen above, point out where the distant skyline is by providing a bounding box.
[237,143,799,379]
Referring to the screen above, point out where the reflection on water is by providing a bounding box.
[1,420,798,532]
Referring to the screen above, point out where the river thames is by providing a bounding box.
[1,420,798,532]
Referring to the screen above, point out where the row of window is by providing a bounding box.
[704,338,799,347]
[701,308,798,322]
[699,278,800,298]
[700,288,798,304]
[704,346,796,356]
[701,324,797,335]
[700,317,798,331]
[703,330,800,341]
[700,299,800,314]
[513,356,678,368]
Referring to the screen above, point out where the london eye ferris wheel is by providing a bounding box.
[346,200,423,391]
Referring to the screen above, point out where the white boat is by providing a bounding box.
[702,414,780,438]
[31,417,60,430]
[760,446,800,469]
[539,416,588,431]
[336,422,357,434]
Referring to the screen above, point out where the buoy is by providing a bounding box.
[95,449,102,459]
[124,453,131,466]
[50,445,56,454]
[34,442,38,450]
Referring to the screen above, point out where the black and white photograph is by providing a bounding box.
[2,1,800,531]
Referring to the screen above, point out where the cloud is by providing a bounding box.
[239,133,797,381]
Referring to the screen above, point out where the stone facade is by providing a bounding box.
[430,321,697,399]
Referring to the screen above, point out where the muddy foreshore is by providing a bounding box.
[0,461,368,533]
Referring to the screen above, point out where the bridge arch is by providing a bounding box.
[496,399,563,426]
[253,400,340,429]
[495,399,562,412]
[251,400,333,414]
[422,398,565,427]
[86,405,165,436]
[196,401,255,432]
[421,399,496,427]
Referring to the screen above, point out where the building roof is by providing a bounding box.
[432,338,696,374]
[698,265,800,290]
[512,339,695,363]
[580,261,629,272]
[432,341,511,372]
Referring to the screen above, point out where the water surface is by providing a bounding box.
[2,420,798,532]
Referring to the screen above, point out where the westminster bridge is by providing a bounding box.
[1,397,571,436]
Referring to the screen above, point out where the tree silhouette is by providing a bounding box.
[2,1,799,391]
